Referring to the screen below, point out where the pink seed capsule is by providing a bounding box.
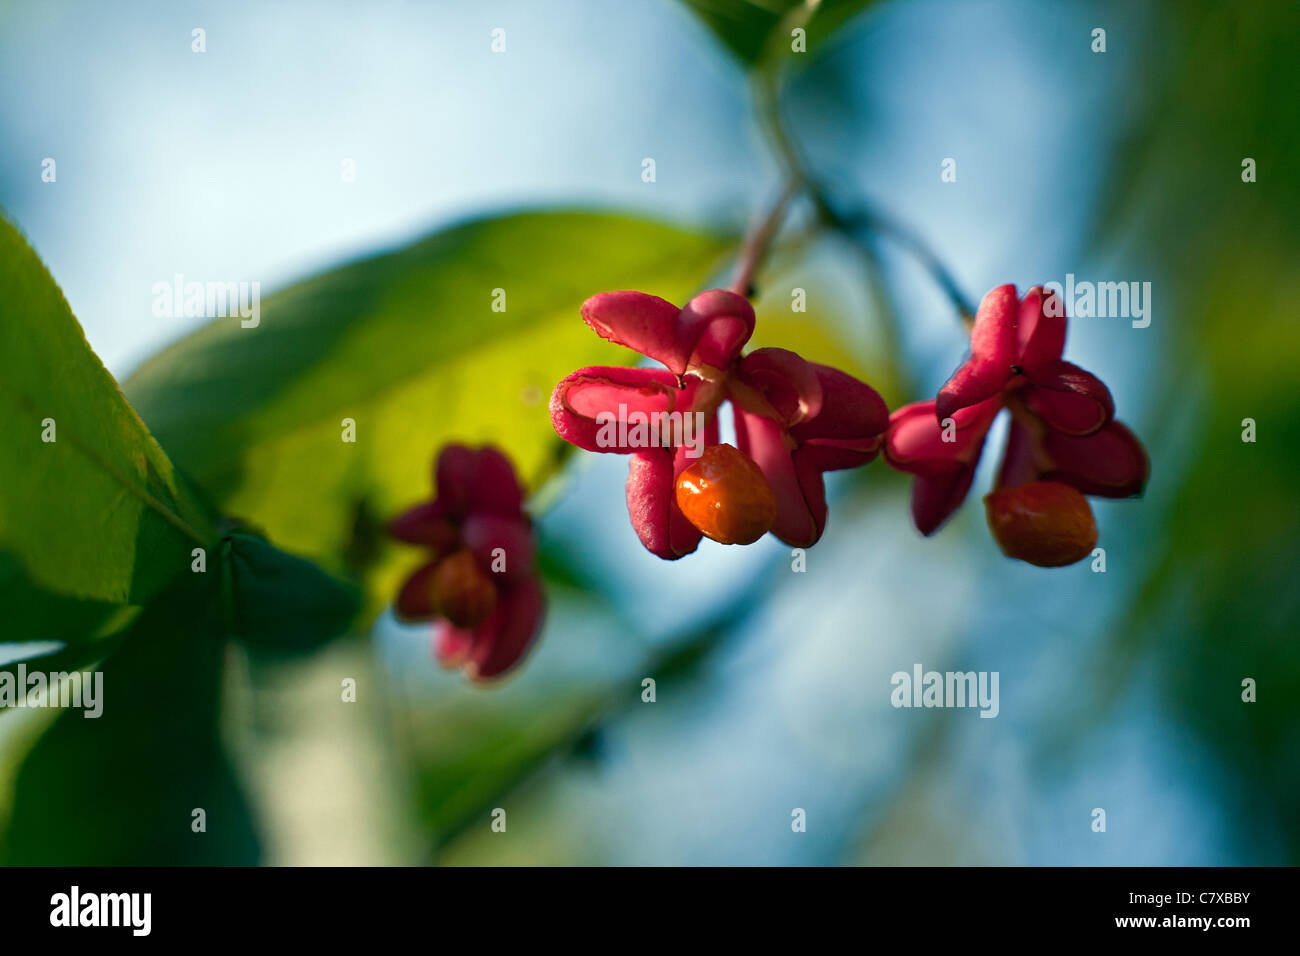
[431,550,498,628]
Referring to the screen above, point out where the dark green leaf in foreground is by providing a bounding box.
[124,210,731,617]
[221,532,360,657]
[678,0,876,66]
[1,574,260,865]
[0,215,216,644]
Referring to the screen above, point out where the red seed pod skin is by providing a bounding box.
[431,549,498,629]
[983,480,1098,567]
[674,443,777,546]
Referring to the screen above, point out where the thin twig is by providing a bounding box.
[729,176,802,297]
[831,201,977,326]
[751,52,975,331]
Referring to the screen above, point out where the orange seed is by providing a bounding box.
[675,443,777,546]
[984,480,1098,567]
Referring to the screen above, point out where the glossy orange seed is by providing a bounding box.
[983,480,1098,567]
[675,443,777,546]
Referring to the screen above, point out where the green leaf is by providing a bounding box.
[221,532,360,657]
[124,210,731,617]
[0,215,216,644]
[408,557,781,853]
[679,0,876,66]
[1,574,260,865]
[1081,1,1300,860]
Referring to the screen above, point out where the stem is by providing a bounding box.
[729,176,801,297]
[835,202,978,326]
[753,67,806,184]
[727,57,825,298]
[808,185,976,327]
[751,53,974,332]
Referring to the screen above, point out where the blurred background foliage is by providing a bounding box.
[1082,0,1300,861]
[124,211,730,621]
[0,0,1296,865]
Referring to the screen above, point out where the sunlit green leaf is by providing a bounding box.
[124,210,731,618]
[0,215,216,644]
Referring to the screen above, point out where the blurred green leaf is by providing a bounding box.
[408,561,780,855]
[124,210,731,619]
[221,532,360,657]
[0,214,216,644]
[1074,0,1300,861]
[1,574,260,865]
[679,0,875,66]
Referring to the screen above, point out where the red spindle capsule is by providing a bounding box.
[431,549,498,628]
